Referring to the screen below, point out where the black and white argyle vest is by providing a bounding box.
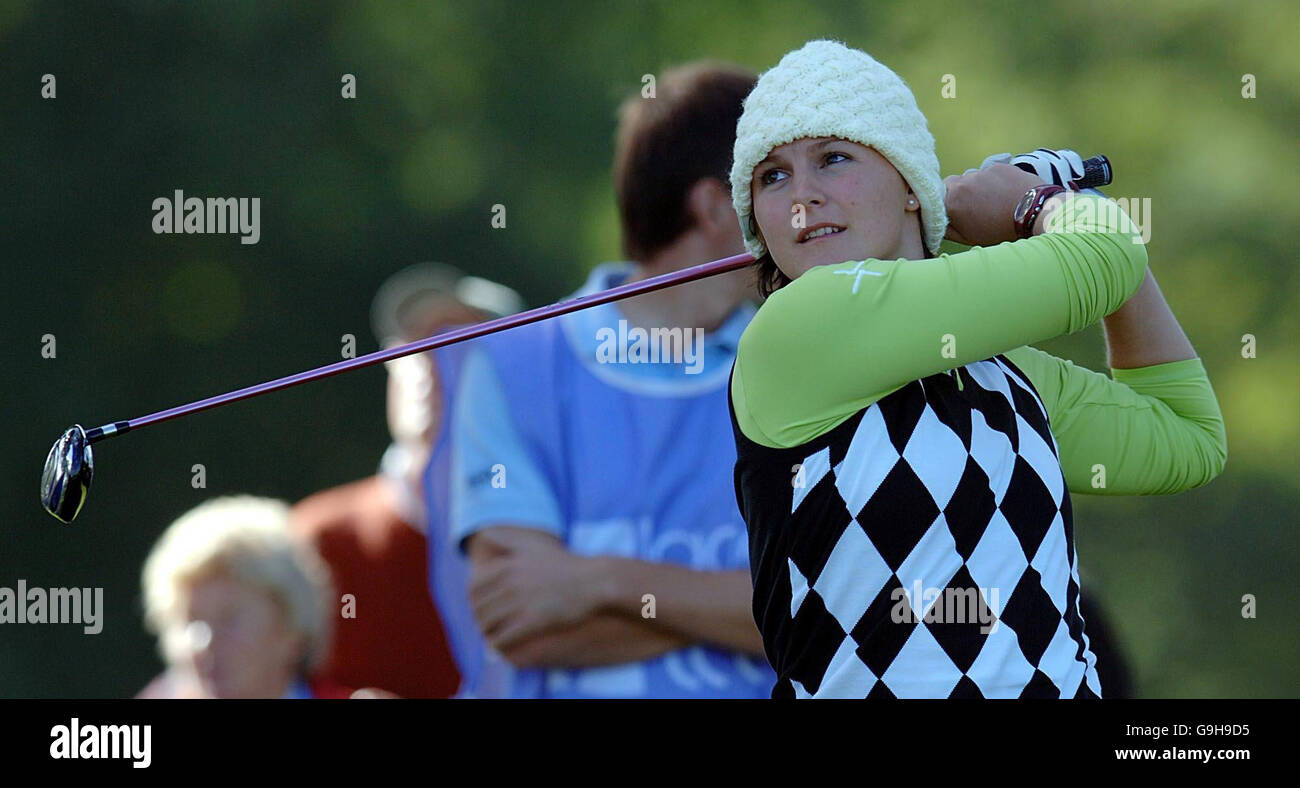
[729,353,1103,698]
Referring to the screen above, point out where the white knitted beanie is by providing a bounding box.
[731,40,947,258]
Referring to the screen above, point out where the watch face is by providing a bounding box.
[1013,187,1038,225]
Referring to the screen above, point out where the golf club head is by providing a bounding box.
[41,425,94,523]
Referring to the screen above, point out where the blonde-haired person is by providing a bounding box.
[139,496,343,699]
[728,40,1226,698]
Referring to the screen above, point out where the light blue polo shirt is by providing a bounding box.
[444,262,773,698]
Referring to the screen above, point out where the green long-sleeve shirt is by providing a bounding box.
[730,193,1227,496]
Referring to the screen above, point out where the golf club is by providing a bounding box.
[40,252,754,522]
[40,154,1114,523]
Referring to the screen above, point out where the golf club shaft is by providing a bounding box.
[83,252,756,444]
[80,155,1113,445]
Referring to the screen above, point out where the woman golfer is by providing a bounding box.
[727,40,1226,698]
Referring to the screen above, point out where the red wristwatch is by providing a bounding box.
[1013,184,1067,239]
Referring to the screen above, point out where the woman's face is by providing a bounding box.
[751,137,921,281]
[167,572,304,699]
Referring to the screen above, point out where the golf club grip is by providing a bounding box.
[1074,155,1112,190]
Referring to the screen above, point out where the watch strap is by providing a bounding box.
[1015,184,1067,239]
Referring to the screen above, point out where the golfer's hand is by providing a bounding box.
[468,534,604,651]
[943,163,1046,247]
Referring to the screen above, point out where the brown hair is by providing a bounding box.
[613,62,757,262]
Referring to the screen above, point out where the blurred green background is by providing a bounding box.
[2,0,1296,697]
